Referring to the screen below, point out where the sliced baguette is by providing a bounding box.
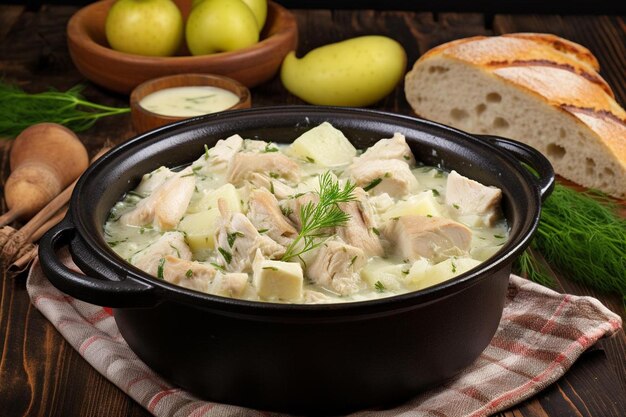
[405,33,626,199]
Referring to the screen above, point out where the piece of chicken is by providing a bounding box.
[445,170,503,226]
[352,133,416,166]
[247,172,296,200]
[307,240,367,296]
[121,167,195,230]
[160,255,217,293]
[210,272,250,299]
[350,159,418,198]
[228,152,300,186]
[134,166,174,196]
[282,192,319,230]
[384,215,472,263]
[215,199,285,273]
[197,134,244,174]
[131,232,192,277]
[247,188,298,246]
[336,188,384,257]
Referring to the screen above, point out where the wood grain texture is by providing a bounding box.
[0,5,625,417]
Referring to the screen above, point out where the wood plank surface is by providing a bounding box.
[0,5,624,417]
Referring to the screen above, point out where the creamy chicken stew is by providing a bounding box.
[105,122,509,303]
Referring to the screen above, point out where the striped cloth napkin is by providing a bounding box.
[27,251,622,417]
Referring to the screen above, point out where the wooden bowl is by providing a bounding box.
[67,0,298,94]
[130,73,251,134]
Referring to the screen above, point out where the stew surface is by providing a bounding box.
[105,123,508,303]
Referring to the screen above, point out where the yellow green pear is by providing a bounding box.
[280,36,407,106]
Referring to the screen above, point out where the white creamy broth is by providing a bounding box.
[139,86,240,117]
[104,123,509,304]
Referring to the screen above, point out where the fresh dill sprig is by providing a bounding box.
[514,184,625,307]
[0,81,130,138]
[282,172,356,261]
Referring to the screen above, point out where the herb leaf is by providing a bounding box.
[0,82,130,137]
[363,177,382,192]
[282,172,356,261]
[157,258,166,279]
[218,247,233,264]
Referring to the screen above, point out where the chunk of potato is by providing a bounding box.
[288,122,356,167]
[178,208,220,253]
[187,183,241,214]
[408,257,481,290]
[381,191,442,221]
[252,255,303,301]
[360,258,405,291]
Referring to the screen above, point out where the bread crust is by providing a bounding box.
[405,33,626,198]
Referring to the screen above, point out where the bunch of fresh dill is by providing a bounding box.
[282,172,356,261]
[0,81,130,138]
[515,184,626,306]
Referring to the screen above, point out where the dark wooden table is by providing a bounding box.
[0,4,625,417]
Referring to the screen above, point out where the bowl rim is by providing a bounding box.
[130,73,252,125]
[69,106,544,317]
[66,0,297,65]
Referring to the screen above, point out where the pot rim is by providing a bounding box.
[68,105,548,316]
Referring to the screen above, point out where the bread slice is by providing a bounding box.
[404,33,626,199]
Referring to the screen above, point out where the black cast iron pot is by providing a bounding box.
[39,106,554,415]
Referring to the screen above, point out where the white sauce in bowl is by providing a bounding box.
[139,86,240,117]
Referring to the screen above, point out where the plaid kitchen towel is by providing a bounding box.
[27,251,622,417]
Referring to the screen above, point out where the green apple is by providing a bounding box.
[191,0,266,30]
[105,0,184,57]
[186,0,259,55]
[241,0,267,29]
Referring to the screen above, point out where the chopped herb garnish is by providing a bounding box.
[107,238,128,247]
[263,143,279,153]
[262,266,278,271]
[269,172,280,179]
[453,204,460,209]
[451,260,457,273]
[181,173,195,178]
[401,268,410,275]
[157,258,166,279]
[218,247,232,264]
[374,281,386,292]
[204,144,210,160]
[363,177,383,192]
[384,172,391,178]
[403,154,411,160]
[169,244,181,258]
[185,269,193,278]
[282,172,356,261]
[431,189,440,197]
[305,156,315,163]
[210,262,225,271]
[227,231,245,247]
[270,181,275,195]
[434,170,444,178]
[257,228,269,234]
[281,205,293,217]
[494,234,505,239]
[349,255,358,267]
[192,165,202,172]
[372,227,380,236]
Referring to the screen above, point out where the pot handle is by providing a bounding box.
[38,217,158,308]
[478,135,555,201]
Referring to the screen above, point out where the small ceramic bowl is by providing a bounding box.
[130,73,251,134]
[67,0,298,94]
